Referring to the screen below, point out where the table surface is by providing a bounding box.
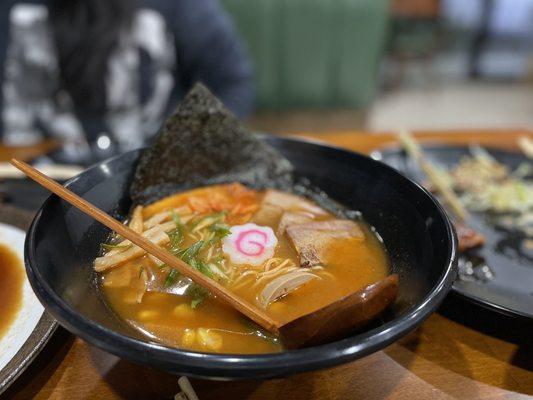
[2,129,532,400]
[0,140,60,163]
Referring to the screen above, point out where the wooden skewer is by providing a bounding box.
[398,131,468,221]
[518,136,533,159]
[10,159,281,334]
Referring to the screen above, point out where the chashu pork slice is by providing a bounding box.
[455,222,485,252]
[253,189,329,226]
[261,189,329,215]
[277,211,315,235]
[286,219,365,267]
[253,203,283,226]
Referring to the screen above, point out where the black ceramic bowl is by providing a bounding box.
[25,136,457,379]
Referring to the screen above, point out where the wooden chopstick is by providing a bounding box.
[11,159,280,334]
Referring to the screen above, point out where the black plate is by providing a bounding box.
[376,146,533,319]
[24,136,457,379]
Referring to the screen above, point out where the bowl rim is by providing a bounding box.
[24,136,458,378]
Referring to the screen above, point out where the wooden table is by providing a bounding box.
[2,130,533,400]
[0,140,60,163]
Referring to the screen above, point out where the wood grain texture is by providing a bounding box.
[2,130,532,400]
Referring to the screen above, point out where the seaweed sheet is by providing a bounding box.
[130,84,293,205]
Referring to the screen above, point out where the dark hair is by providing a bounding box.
[49,0,135,112]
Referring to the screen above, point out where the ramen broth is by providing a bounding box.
[99,184,390,353]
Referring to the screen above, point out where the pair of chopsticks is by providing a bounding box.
[10,159,280,334]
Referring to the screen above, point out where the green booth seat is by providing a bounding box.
[221,0,390,110]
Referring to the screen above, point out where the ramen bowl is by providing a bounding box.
[25,136,457,379]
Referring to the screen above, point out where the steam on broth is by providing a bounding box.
[98,183,391,354]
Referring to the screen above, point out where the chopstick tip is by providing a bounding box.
[9,158,22,167]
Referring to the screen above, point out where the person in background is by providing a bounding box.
[0,0,253,161]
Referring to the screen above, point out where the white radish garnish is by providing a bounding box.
[222,223,278,266]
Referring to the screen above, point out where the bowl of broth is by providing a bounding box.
[25,135,457,379]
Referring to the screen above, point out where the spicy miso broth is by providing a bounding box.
[98,183,391,353]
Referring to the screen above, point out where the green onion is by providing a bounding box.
[179,240,205,263]
[166,210,185,253]
[208,262,228,280]
[210,223,231,238]
[167,228,183,253]
[171,210,184,229]
[164,268,180,288]
[190,298,203,309]
[196,260,214,279]
[211,255,225,263]
[101,243,132,252]
[189,211,227,232]
[187,284,207,309]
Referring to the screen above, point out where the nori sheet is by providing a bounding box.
[130,83,293,204]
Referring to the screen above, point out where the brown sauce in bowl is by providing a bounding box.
[0,244,24,340]
[100,184,392,353]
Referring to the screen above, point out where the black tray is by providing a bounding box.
[376,146,533,320]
